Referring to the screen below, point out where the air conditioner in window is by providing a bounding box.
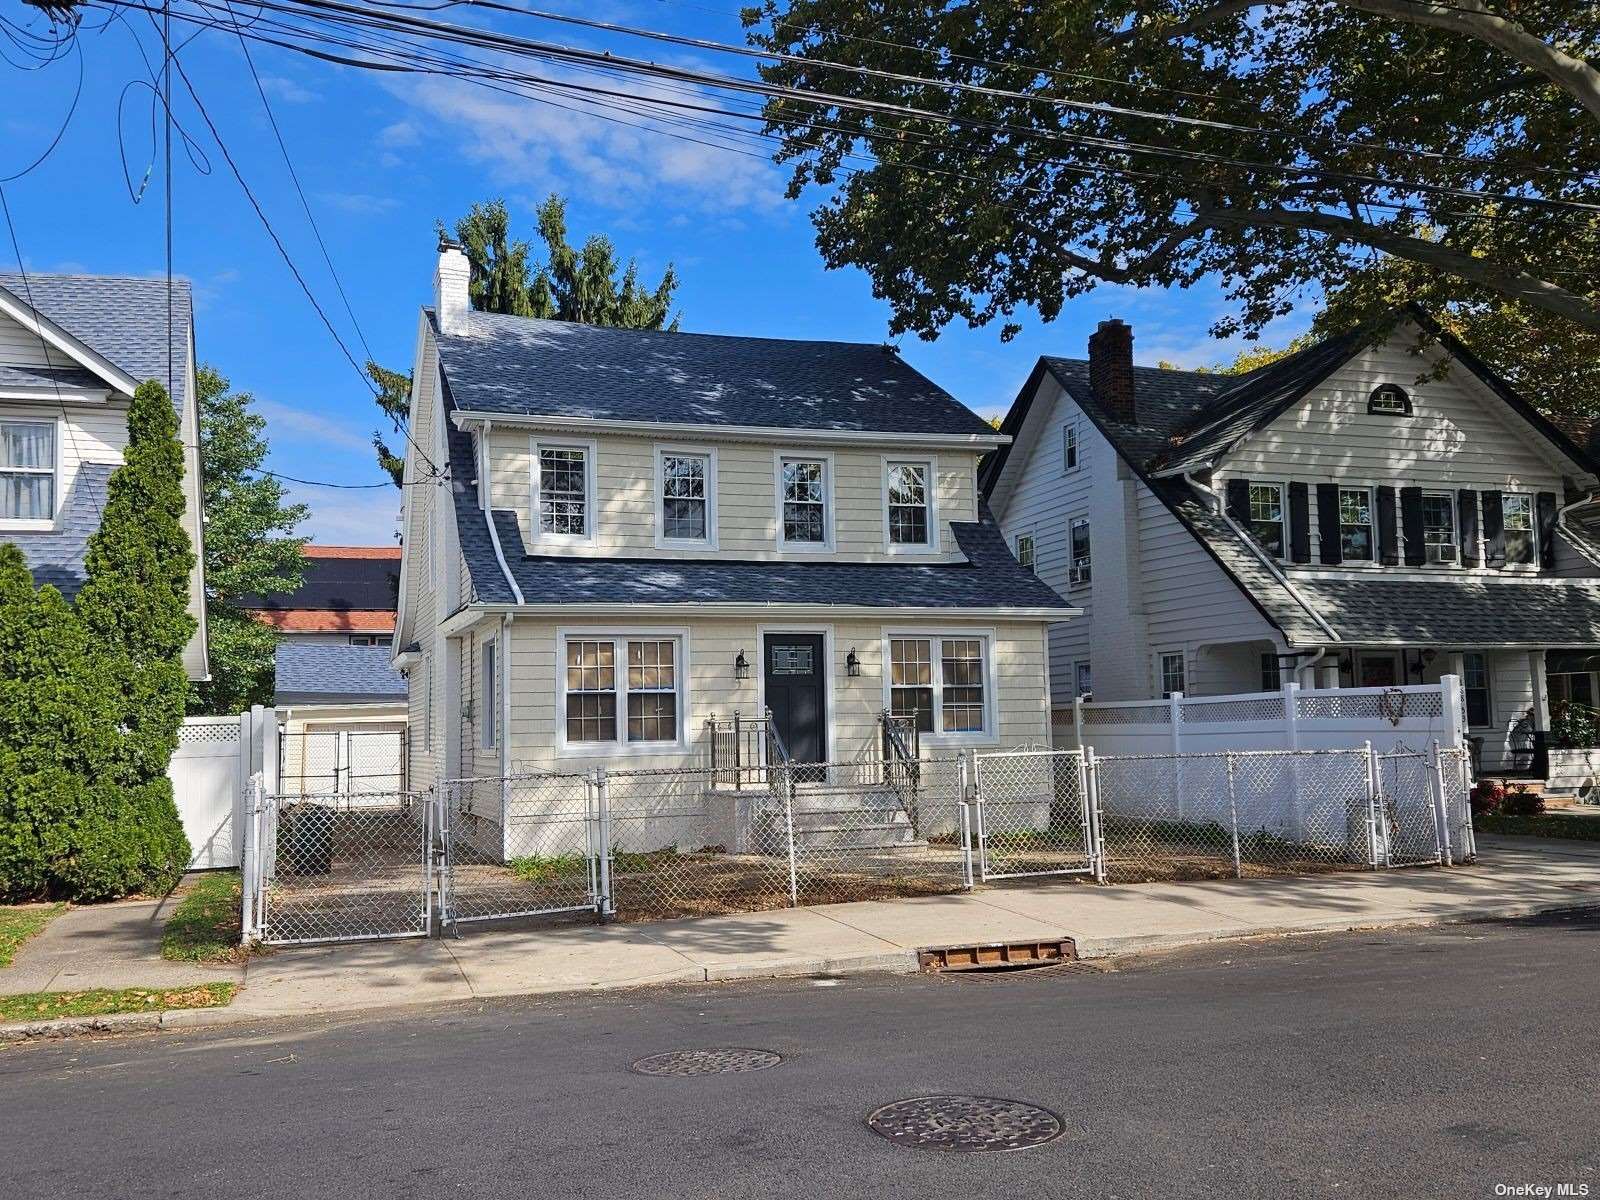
[1069,563,1092,585]
[1428,543,1458,565]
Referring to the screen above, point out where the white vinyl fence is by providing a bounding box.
[166,708,280,870]
[1057,679,1465,760]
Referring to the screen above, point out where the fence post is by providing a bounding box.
[1431,740,1454,867]
[240,773,260,944]
[1084,747,1106,883]
[733,710,742,792]
[1365,740,1386,869]
[1439,674,1464,753]
[782,763,799,906]
[957,749,974,889]
[1225,752,1243,878]
[1170,691,1185,822]
[1073,694,1085,752]
[1284,681,1305,844]
[595,768,615,919]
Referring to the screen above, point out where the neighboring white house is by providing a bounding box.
[274,643,408,794]
[983,308,1600,779]
[0,273,208,680]
[393,239,1075,789]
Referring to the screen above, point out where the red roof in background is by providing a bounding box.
[302,544,402,559]
[250,609,397,632]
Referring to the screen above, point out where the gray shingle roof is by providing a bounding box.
[7,464,111,598]
[434,310,995,437]
[1290,576,1600,646]
[275,643,407,703]
[0,273,192,419]
[482,503,1072,611]
[0,363,107,392]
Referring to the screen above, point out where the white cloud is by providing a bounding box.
[259,75,320,104]
[316,191,401,216]
[377,119,421,148]
[259,399,376,453]
[385,59,784,214]
[283,482,404,545]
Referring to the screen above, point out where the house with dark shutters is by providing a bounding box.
[983,308,1600,778]
[393,240,1075,790]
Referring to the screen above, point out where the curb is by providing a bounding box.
[0,1010,166,1041]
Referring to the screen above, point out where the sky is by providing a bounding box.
[2,0,1317,543]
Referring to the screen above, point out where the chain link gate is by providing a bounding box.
[971,749,1101,881]
[1373,750,1445,867]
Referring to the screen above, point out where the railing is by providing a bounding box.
[705,711,772,788]
[879,710,922,835]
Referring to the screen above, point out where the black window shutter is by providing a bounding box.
[1225,478,1251,527]
[1376,486,1399,565]
[1538,491,1558,569]
[1482,490,1505,567]
[1288,482,1311,563]
[1400,487,1426,566]
[1316,483,1342,564]
[1458,489,1480,566]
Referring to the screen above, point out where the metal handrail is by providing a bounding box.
[879,710,921,835]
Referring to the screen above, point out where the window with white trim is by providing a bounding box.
[1062,421,1079,472]
[1339,486,1375,562]
[660,451,711,542]
[888,636,990,736]
[1074,661,1092,698]
[885,461,931,546]
[1249,483,1286,558]
[1422,492,1458,564]
[1260,652,1280,693]
[1015,533,1035,573]
[563,636,682,746]
[1159,651,1186,698]
[349,634,393,647]
[1069,517,1091,586]
[1503,493,1536,564]
[536,444,591,539]
[0,420,55,521]
[1463,652,1493,727]
[780,458,828,545]
[481,638,498,749]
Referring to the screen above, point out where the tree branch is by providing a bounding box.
[1123,0,1600,123]
[1205,204,1600,331]
[1043,217,1212,284]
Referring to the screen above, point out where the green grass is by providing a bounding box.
[0,903,64,967]
[161,872,252,964]
[0,982,236,1023]
[510,846,699,883]
[1476,812,1600,841]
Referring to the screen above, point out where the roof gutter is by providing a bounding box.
[473,418,526,605]
[450,408,1009,450]
[438,602,1081,638]
[1184,471,1342,644]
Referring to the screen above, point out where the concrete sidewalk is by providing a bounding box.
[6,835,1598,1033]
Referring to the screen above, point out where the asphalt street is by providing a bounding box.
[3,910,1597,1200]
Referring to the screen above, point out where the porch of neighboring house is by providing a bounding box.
[1179,637,1599,790]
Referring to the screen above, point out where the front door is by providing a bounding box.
[764,634,826,772]
[1357,652,1402,688]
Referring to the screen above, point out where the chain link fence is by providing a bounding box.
[241,742,1476,946]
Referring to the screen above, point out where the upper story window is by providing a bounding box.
[1015,533,1035,573]
[887,634,991,738]
[0,419,55,523]
[1249,483,1286,558]
[1503,493,1536,564]
[1339,487,1375,562]
[1069,517,1091,586]
[349,634,393,647]
[658,449,714,545]
[533,441,594,545]
[1422,492,1458,564]
[1062,421,1079,472]
[779,456,830,548]
[885,460,932,547]
[1074,661,1092,698]
[1368,384,1412,416]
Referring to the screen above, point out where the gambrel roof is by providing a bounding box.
[983,306,1600,648]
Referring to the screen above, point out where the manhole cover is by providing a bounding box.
[629,1048,783,1077]
[866,1096,1064,1152]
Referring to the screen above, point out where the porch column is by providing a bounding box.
[1529,649,1551,779]
[1448,651,1465,682]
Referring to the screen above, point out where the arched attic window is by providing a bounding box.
[1367,383,1413,416]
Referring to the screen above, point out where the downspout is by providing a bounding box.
[499,611,511,780]
[477,419,526,605]
[1185,472,1342,644]
[1556,489,1600,568]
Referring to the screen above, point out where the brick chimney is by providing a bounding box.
[434,233,471,336]
[1088,318,1136,424]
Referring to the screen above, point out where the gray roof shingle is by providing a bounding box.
[0,273,193,420]
[8,463,111,598]
[434,311,995,437]
[0,363,107,392]
[1290,576,1600,646]
[275,643,407,703]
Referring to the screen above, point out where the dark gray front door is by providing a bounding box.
[764,634,826,768]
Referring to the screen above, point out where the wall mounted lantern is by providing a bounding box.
[735,649,750,681]
[846,647,861,678]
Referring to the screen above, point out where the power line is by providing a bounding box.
[249,467,437,488]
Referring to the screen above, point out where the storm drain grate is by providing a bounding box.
[918,939,1075,973]
[866,1096,1065,1152]
[629,1048,783,1077]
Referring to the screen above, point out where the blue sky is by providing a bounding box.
[4,0,1314,543]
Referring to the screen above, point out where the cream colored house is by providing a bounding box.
[394,241,1075,788]
[0,273,208,680]
[985,308,1600,783]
